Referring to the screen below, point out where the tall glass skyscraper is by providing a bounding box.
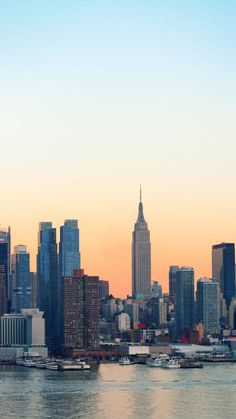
[175,267,194,337]
[0,227,11,312]
[59,220,80,278]
[37,222,58,353]
[132,190,151,298]
[196,278,220,335]
[212,243,235,310]
[11,245,31,313]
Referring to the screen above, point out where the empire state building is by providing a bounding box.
[132,189,151,298]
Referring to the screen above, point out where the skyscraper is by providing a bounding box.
[132,189,151,298]
[62,269,99,353]
[212,243,235,309]
[37,222,58,353]
[175,267,194,337]
[59,220,80,278]
[0,227,11,312]
[196,278,220,335]
[169,266,179,304]
[11,245,31,313]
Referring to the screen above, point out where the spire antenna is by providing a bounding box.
[140,184,142,203]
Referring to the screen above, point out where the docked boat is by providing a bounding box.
[35,361,47,369]
[24,359,36,367]
[46,362,59,370]
[58,361,91,371]
[161,358,180,369]
[146,354,169,368]
[119,357,132,365]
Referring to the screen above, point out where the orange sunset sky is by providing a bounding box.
[1,2,236,297]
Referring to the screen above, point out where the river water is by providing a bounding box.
[0,363,235,418]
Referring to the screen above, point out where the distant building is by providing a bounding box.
[30,272,37,308]
[132,188,151,298]
[151,281,162,298]
[229,298,236,330]
[124,299,139,328]
[102,299,116,322]
[11,245,31,313]
[99,280,109,300]
[0,308,45,347]
[212,243,235,309]
[0,266,7,316]
[196,278,220,335]
[0,227,11,311]
[175,267,194,337]
[37,222,58,353]
[169,266,179,304]
[116,312,131,331]
[59,220,80,278]
[62,269,99,351]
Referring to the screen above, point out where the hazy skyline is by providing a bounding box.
[1,1,236,296]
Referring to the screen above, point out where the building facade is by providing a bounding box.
[62,269,99,352]
[132,190,151,298]
[11,245,31,313]
[196,278,220,335]
[59,220,80,278]
[212,243,235,309]
[37,222,58,353]
[0,227,11,312]
[175,267,194,337]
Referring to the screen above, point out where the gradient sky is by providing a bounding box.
[1,1,236,296]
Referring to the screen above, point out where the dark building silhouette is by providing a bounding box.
[62,269,99,353]
[169,266,179,304]
[212,243,235,309]
[175,267,194,337]
[0,266,7,316]
[37,222,58,354]
[99,280,109,300]
[0,227,11,312]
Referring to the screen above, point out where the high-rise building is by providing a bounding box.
[175,267,194,337]
[59,220,80,278]
[37,222,58,353]
[196,278,220,335]
[132,189,151,298]
[229,298,236,330]
[0,227,11,311]
[124,298,139,328]
[0,266,6,316]
[62,269,99,352]
[151,281,162,298]
[30,272,37,308]
[169,266,179,304]
[11,245,31,313]
[99,280,109,300]
[212,243,235,309]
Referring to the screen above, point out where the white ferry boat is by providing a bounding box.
[146,354,170,368]
[46,362,59,370]
[24,360,36,367]
[119,357,132,365]
[161,358,180,369]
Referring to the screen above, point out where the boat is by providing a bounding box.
[46,362,59,370]
[119,357,132,365]
[75,361,91,370]
[180,360,203,369]
[35,361,47,369]
[59,362,83,371]
[24,359,36,367]
[161,358,180,369]
[146,354,169,368]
